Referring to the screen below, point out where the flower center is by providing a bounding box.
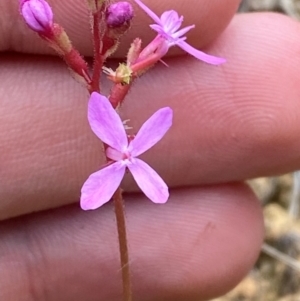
[122,150,132,161]
[106,146,133,162]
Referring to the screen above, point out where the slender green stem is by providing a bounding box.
[113,188,132,301]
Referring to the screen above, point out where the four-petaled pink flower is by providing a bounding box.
[134,0,226,65]
[80,92,173,210]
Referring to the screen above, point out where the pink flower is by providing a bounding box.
[133,0,225,65]
[80,92,173,210]
[20,0,53,34]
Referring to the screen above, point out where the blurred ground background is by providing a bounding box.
[212,1,300,300]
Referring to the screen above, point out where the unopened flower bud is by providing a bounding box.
[20,0,53,35]
[106,2,134,28]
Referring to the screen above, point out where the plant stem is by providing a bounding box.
[91,10,103,92]
[109,83,131,109]
[113,188,132,301]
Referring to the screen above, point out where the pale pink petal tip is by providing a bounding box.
[178,41,226,65]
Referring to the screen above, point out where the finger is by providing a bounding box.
[2,13,300,219]
[131,13,300,186]
[0,184,263,301]
[6,0,240,55]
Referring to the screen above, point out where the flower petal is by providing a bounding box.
[170,17,184,33]
[129,107,173,157]
[177,41,226,65]
[128,158,169,203]
[160,10,182,33]
[173,25,194,39]
[80,161,126,210]
[88,92,127,152]
[133,0,161,25]
[149,24,165,35]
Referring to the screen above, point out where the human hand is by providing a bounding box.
[1,0,299,300]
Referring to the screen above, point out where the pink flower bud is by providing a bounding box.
[106,2,134,28]
[20,0,53,34]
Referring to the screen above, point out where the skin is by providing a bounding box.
[2,0,300,299]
